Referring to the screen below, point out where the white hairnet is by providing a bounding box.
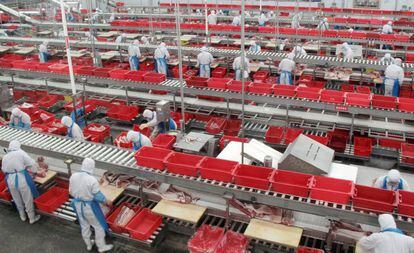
[81,158,95,174]
[8,140,21,151]
[384,53,391,58]
[388,169,401,183]
[378,214,396,231]
[121,33,127,37]
[42,41,48,46]
[394,58,402,66]
[211,10,216,14]
[323,18,328,22]
[141,36,148,43]
[61,116,73,127]
[126,130,139,142]
[142,109,153,119]
[11,107,22,117]
[85,32,91,37]
[133,39,139,45]
[160,42,166,48]
[201,46,208,52]
[387,21,392,25]
[342,42,349,47]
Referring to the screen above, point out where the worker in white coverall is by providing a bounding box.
[141,36,150,45]
[233,56,250,81]
[140,109,177,135]
[291,12,303,29]
[249,41,261,53]
[38,41,50,63]
[115,33,127,44]
[1,140,40,224]
[382,21,393,34]
[9,108,31,129]
[128,40,141,71]
[154,42,170,75]
[61,116,84,141]
[337,42,354,60]
[85,32,96,42]
[207,10,217,25]
[126,130,152,151]
[232,14,241,26]
[197,46,214,78]
[358,214,414,253]
[258,12,268,26]
[70,158,113,252]
[290,45,307,57]
[383,58,404,97]
[380,53,395,64]
[317,17,329,31]
[373,169,410,191]
[278,54,296,85]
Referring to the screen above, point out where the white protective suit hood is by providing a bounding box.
[11,107,22,117]
[143,109,153,119]
[378,214,397,231]
[81,158,95,174]
[201,46,208,52]
[61,116,73,127]
[8,140,21,151]
[394,58,402,66]
[388,169,401,183]
[126,130,140,142]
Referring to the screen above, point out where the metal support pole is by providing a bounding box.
[240,0,246,165]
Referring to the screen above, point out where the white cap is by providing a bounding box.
[121,33,127,37]
[11,107,22,117]
[8,140,21,151]
[61,116,73,127]
[42,41,48,46]
[384,53,391,58]
[211,10,216,14]
[323,18,328,22]
[126,130,140,142]
[81,158,95,174]
[160,42,166,47]
[378,214,396,231]
[143,109,153,119]
[133,39,139,45]
[85,31,91,37]
[394,58,402,66]
[388,21,392,25]
[201,46,208,52]
[387,169,401,183]
[141,36,148,43]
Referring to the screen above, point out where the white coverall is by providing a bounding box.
[258,13,268,26]
[249,42,261,53]
[232,15,241,26]
[291,13,302,28]
[382,23,393,34]
[380,54,395,64]
[1,141,38,222]
[337,43,354,60]
[233,56,250,81]
[154,43,170,75]
[374,175,410,191]
[207,11,217,25]
[9,108,31,129]
[197,49,214,78]
[317,19,329,31]
[128,41,141,71]
[278,57,296,85]
[115,34,126,44]
[61,116,84,141]
[38,42,49,63]
[291,45,307,57]
[384,63,404,96]
[358,214,414,253]
[126,130,152,151]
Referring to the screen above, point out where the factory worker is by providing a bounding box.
[383,58,404,97]
[380,53,395,64]
[278,54,296,85]
[115,33,127,44]
[67,10,75,22]
[358,214,414,253]
[267,11,274,19]
[126,130,152,151]
[382,21,393,34]
[38,41,50,63]
[9,108,31,129]
[85,31,96,42]
[109,13,115,23]
[337,42,354,60]
[317,17,329,31]
[290,45,307,57]
[1,140,40,224]
[140,109,177,134]
[197,46,214,78]
[141,36,150,45]
[258,12,268,26]
[0,30,8,37]
[196,9,202,15]
[128,40,141,71]
[373,169,410,191]
[232,14,241,26]
[69,158,113,252]
[154,42,170,75]
[291,12,303,29]
[249,41,261,53]
[233,56,250,81]
[207,10,217,25]
[61,116,84,141]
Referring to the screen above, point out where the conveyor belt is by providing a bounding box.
[0,126,413,233]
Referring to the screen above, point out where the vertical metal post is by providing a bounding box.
[204,0,209,43]
[240,0,246,165]
[88,0,99,67]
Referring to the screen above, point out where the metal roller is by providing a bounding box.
[94,146,115,160]
[106,149,126,162]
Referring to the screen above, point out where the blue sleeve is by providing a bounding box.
[93,191,107,203]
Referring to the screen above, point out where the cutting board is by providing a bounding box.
[152,199,206,224]
[244,219,303,248]
[34,170,57,185]
[99,184,124,203]
[14,47,35,55]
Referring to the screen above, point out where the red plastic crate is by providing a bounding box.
[0,180,12,201]
[310,176,354,204]
[219,136,249,150]
[253,70,269,81]
[12,60,36,70]
[356,86,371,94]
[83,124,111,143]
[233,164,272,190]
[305,134,330,146]
[227,80,251,92]
[285,128,304,144]
[93,67,112,77]
[249,83,274,95]
[34,187,69,213]
[46,119,67,135]
[134,146,173,170]
[188,225,225,253]
[165,152,205,177]
[216,230,249,253]
[32,110,55,124]
[152,134,176,149]
[398,190,414,217]
[265,126,285,144]
[273,85,296,97]
[320,90,345,104]
[109,69,129,79]
[341,84,355,92]
[48,64,69,74]
[125,208,162,241]
[19,103,39,115]
[63,100,96,114]
[296,87,321,100]
[353,184,396,213]
[38,94,63,108]
[297,246,324,253]
[207,78,231,89]
[106,202,142,234]
[353,137,372,157]
[223,119,241,136]
[270,169,313,197]
[124,70,148,82]
[114,132,133,149]
[75,66,97,76]
[199,157,238,183]
[398,98,414,113]
[346,93,370,107]
[187,76,210,87]
[372,94,397,110]
[401,143,414,164]
[205,117,227,134]
[379,138,403,150]
[212,67,227,78]
[106,104,139,121]
[143,72,166,83]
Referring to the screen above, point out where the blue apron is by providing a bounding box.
[235,69,242,81]
[71,108,85,127]
[9,116,30,129]
[67,13,75,22]
[382,77,400,97]
[258,19,266,26]
[39,52,49,63]
[250,45,260,53]
[155,56,168,75]
[132,133,142,151]
[382,176,403,190]
[381,228,404,235]
[199,64,210,77]
[129,55,140,71]
[5,169,39,199]
[157,118,176,134]
[279,71,293,85]
[71,197,109,232]
[67,122,74,138]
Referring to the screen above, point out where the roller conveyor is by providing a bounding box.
[1,126,414,232]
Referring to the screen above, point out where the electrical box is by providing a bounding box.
[155,100,170,122]
[278,134,334,175]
